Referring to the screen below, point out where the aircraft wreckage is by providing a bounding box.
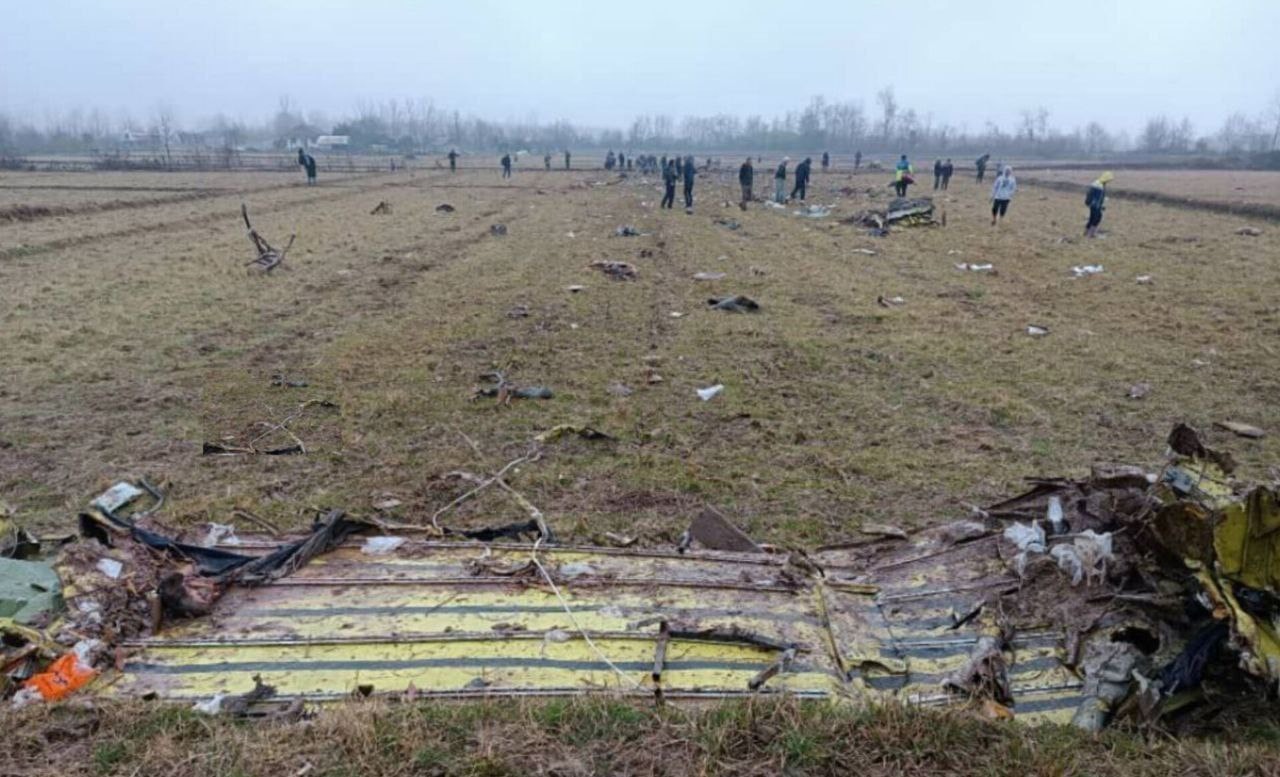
[2,424,1277,730]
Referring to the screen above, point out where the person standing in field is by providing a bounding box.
[990,166,1017,225]
[564,149,571,169]
[682,154,696,209]
[738,157,754,209]
[933,159,943,190]
[1084,171,1113,238]
[893,154,913,197]
[976,153,990,182]
[941,158,954,189]
[854,150,862,170]
[501,153,512,179]
[447,149,458,172]
[791,157,811,201]
[661,159,677,209]
[822,151,830,171]
[774,157,789,203]
[544,153,551,170]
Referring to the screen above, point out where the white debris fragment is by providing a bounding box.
[1071,264,1104,277]
[201,523,240,548]
[696,384,725,401]
[1027,325,1050,336]
[361,536,407,555]
[95,558,124,579]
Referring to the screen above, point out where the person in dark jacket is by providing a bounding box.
[854,150,862,170]
[661,160,677,209]
[774,157,789,203]
[501,153,512,178]
[976,153,990,182]
[1084,171,1113,238]
[447,149,458,172]
[941,159,954,189]
[564,149,571,169]
[791,157,811,201]
[544,153,551,170]
[738,157,754,208]
[682,154,696,209]
[298,149,317,185]
[933,159,943,190]
[822,151,830,171]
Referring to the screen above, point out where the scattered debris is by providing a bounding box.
[589,260,637,280]
[860,523,908,539]
[1136,275,1154,285]
[696,384,724,401]
[795,205,830,219]
[370,201,393,215]
[613,226,643,237]
[1072,264,1104,277]
[876,295,905,308]
[270,374,309,388]
[566,285,586,293]
[1026,325,1050,337]
[1127,383,1151,400]
[955,263,994,272]
[489,224,508,237]
[534,424,613,443]
[851,248,878,256]
[1215,421,1265,439]
[707,295,760,313]
[506,304,530,319]
[473,372,554,402]
[693,271,727,281]
[1236,227,1263,237]
[241,204,294,273]
[435,203,455,213]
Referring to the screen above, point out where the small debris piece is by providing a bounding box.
[795,205,830,219]
[955,263,994,272]
[588,260,638,280]
[1135,275,1154,285]
[715,218,742,230]
[1071,264,1104,277]
[1127,383,1151,400]
[435,203,455,213]
[506,305,530,319]
[1215,421,1265,439]
[688,508,762,552]
[534,424,613,443]
[603,532,637,547]
[707,295,760,313]
[696,385,724,401]
[241,204,294,273]
[1236,227,1263,237]
[271,374,309,388]
[566,285,586,293]
[943,635,1012,705]
[852,248,877,256]
[372,497,402,510]
[860,523,908,540]
[490,224,508,236]
[693,271,727,281]
[614,225,643,237]
[361,537,406,555]
[370,201,393,215]
[748,647,797,690]
[876,295,905,308]
[1026,325,1050,337]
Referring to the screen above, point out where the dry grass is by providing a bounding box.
[3,696,1279,776]
[1029,168,1280,208]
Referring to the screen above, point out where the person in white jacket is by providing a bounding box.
[990,166,1017,225]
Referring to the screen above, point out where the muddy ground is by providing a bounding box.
[1,160,1278,546]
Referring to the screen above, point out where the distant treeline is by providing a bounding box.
[2,90,1278,164]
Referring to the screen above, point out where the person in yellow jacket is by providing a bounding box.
[1084,171,1113,238]
[893,154,914,197]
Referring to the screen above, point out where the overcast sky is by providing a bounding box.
[3,0,1278,135]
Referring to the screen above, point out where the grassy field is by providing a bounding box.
[1029,168,1280,208]
[2,161,1279,547]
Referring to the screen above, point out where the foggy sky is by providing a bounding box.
[3,0,1278,136]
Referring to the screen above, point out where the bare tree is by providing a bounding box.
[152,103,177,169]
[876,86,897,142]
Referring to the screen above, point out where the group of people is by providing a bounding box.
[434,145,1113,236]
